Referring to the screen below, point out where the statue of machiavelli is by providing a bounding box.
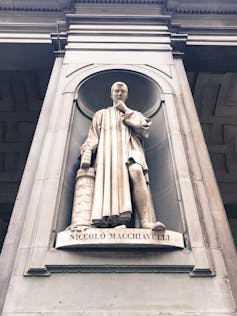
[79,81,165,231]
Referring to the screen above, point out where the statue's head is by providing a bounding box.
[111,81,128,103]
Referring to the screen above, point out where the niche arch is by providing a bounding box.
[56,66,184,234]
[76,69,163,118]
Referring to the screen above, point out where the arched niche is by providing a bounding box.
[77,69,162,118]
[56,69,183,234]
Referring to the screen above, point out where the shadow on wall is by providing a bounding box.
[0,204,12,253]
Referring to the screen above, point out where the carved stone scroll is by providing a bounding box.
[70,167,95,228]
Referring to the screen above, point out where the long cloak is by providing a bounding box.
[82,106,151,227]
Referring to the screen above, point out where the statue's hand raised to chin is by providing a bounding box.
[115,100,129,113]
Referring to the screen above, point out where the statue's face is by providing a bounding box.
[111,84,128,102]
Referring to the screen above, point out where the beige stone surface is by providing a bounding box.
[2,273,236,314]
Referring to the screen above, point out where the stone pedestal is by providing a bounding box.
[56,228,184,249]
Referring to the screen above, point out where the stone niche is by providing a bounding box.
[23,65,212,275]
[55,69,183,237]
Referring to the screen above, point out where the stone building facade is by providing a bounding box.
[0,0,237,315]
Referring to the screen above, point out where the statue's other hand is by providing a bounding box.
[80,143,87,156]
[79,143,93,168]
[143,117,152,127]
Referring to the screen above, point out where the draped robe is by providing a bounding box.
[82,106,151,227]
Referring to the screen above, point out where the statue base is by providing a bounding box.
[56,228,184,249]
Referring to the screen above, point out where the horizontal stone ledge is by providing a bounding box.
[56,228,184,249]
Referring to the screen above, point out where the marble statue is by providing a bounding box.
[76,81,165,231]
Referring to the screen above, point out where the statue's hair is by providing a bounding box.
[111,81,128,93]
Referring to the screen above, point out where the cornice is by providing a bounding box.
[74,0,165,3]
[0,0,164,12]
[74,0,237,14]
[166,7,237,15]
[0,8,65,12]
[0,0,236,15]
[0,0,73,12]
[66,13,171,24]
[165,0,237,15]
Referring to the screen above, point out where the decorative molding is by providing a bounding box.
[0,0,236,15]
[66,13,171,25]
[0,7,65,12]
[166,7,237,15]
[25,248,214,276]
[165,0,237,15]
[75,0,165,3]
[0,0,72,12]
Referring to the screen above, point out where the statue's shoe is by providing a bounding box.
[151,221,166,231]
[66,224,94,232]
[113,225,127,229]
[141,220,166,231]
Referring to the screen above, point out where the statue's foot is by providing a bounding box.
[141,220,166,231]
[66,224,94,232]
[113,225,127,229]
[152,221,166,232]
